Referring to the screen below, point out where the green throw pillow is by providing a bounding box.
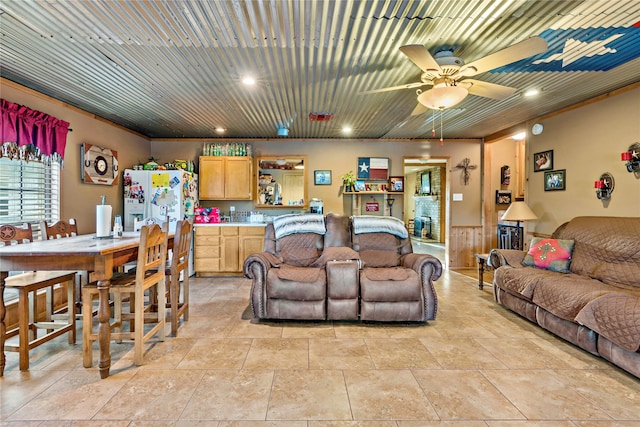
[522,237,575,273]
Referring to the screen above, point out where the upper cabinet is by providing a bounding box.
[199,156,252,200]
[255,156,307,208]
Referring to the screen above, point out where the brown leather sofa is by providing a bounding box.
[490,216,640,379]
[243,213,442,322]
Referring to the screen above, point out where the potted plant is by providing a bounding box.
[340,170,356,192]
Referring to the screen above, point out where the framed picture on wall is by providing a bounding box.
[544,169,566,191]
[496,190,512,204]
[314,170,331,185]
[389,176,404,192]
[533,150,553,172]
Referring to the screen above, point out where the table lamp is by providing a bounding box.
[500,201,538,250]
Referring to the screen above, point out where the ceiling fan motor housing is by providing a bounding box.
[434,51,465,76]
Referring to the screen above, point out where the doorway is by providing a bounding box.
[403,157,449,265]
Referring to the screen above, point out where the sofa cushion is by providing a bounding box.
[267,268,326,300]
[276,265,322,283]
[493,266,559,301]
[359,249,400,267]
[523,237,574,273]
[575,291,640,352]
[531,275,621,321]
[310,246,361,268]
[554,216,640,287]
[277,233,322,267]
[360,268,420,301]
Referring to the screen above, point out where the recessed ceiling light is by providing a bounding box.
[215,127,226,134]
[523,89,539,97]
[242,76,256,86]
[342,126,352,134]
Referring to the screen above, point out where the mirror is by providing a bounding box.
[420,171,431,195]
[256,156,307,207]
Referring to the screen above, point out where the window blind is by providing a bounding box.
[0,157,60,226]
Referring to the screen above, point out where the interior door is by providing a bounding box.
[282,172,304,204]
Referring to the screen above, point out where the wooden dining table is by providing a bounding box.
[0,231,172,379]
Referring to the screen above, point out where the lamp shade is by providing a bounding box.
[501,201,538,222]
[417,86,468,110]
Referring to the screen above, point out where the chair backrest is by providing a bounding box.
[134,216,167,232]
[170,220,192,277]
[40,218,78,240]
[0,223,34,246]
[135,223,169,287]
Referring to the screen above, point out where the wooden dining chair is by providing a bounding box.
[0,223,76,371]
[40,218,78,240]
[165,219,192,336]
[82,223,168,367]
[39,219,81,315]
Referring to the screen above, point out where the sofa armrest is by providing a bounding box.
[489,248,526,269]
[401,253,443,282]
[243,252,280,319]
[401,253,443,321]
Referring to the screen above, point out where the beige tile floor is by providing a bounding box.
[2,269,640,426]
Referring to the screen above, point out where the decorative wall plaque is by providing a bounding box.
[81,143,119,185]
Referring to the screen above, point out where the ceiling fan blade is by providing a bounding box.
[459,36,548,77]
[462,79,517,100]
[411,103,429,116]
[399,44,442,72]
[359,81,428,95]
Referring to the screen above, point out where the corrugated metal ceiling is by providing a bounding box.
[1,0,639,139]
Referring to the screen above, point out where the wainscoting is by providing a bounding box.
[449,225,483,268]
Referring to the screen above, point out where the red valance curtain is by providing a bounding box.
[1,98,70,165]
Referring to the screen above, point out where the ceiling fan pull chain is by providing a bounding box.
[431,109,436,137]
[440,109,444,146]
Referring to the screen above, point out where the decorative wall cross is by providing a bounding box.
[454,157,477,185]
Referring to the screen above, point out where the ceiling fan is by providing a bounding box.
[360,37,548,115]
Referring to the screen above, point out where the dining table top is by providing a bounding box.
[0,233,143,259]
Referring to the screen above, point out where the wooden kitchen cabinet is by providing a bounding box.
[194,225,265,276]
[239,226,266,263]
[199,156,252,200]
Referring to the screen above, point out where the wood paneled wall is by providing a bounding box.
[449,225,483,268]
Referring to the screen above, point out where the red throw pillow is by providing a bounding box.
[522,237,574,273]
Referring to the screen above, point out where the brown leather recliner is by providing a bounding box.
[351,216,441,322]
[243,213,442,322]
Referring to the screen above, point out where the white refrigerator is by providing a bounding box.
[123,169,198,232]
[123,169,198,274]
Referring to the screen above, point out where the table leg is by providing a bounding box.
[0,271,7,376]
[477,258,485,291]
[97,279,111,379]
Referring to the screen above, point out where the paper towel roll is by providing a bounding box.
[96,205,112,237]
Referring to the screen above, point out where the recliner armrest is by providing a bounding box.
[243,252,280,280]
[401,253,443,282]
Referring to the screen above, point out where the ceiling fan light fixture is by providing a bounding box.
[418,86,468,110]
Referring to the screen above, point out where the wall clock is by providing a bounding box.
[81,143,119,185]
